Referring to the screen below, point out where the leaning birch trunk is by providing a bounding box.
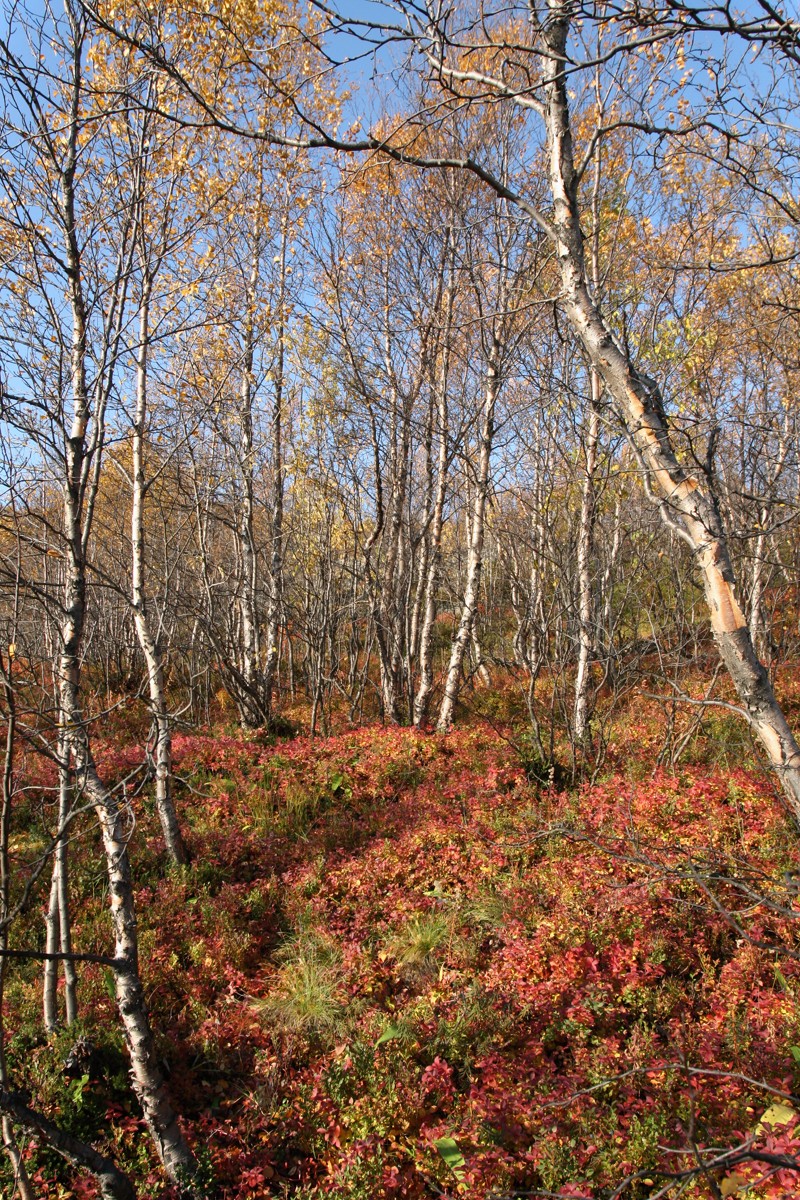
[58,353,196,1194]
[132,274,188,866]
[541,0,800,821]
[437,336,502,731]
[6,719,118,1200]
[69,735,196,1183]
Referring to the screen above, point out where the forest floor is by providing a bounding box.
[6,679,800,1199]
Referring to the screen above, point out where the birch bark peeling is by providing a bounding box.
[699,552,747,633]
[541,0,800,822]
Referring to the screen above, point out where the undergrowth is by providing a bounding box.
[3,689,800,1199]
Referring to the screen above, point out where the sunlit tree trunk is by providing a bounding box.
[263,201,288,720]
[542,0,800,821]
[43,729,78,1030]
[574,381,599,743]
[414,371,449,724]
[131,273,188,865]
[52,22,197,1182]
[237,162,265,727]
[437,336,502,730]
[574,100,604,746]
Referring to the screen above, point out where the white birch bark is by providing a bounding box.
[574,96,604,746]
[748,415,789,658]
[131,273,188,865]
[237,163,264,727]
[574,385,599,743]
[540,0,800,820]
[50,20,198,1183]
[377,300,407,724]
[43,730,79,1030]
[437,336,502,730]
[263,202,288,719]
[414,255,454,726]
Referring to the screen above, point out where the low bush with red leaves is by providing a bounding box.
[4,719,800,1198]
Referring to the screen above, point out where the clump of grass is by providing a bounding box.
[259,932,354,1048]
[466,890,510,930]
[387,911,452,974]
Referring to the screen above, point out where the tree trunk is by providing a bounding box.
[574,385,599,744]
[237,166,264,728]
[437,336,501,730]
[0,654,35,1200]
[55,43,198,1180]
[264,202,288,720]
[132,273,188,866]
[70,739,197,1183]
[414,259,454,727]
[749,522,768,658]
[471,626,491,687]
[379,374,409,725]
[43,731,78,1029]
[43,857,60,1032]
[541,0,800,821]
[59,423,196,1187]
[0,1088,135,1200]
[407,390,435,717]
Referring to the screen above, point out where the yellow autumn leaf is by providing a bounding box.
[720,1173,749,1198]
[756,1102,796,1133]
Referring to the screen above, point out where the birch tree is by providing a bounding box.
[0,2,198,1186]
[298,0,800,815]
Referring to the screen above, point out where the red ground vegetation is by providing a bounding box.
[7,715,800,1198]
